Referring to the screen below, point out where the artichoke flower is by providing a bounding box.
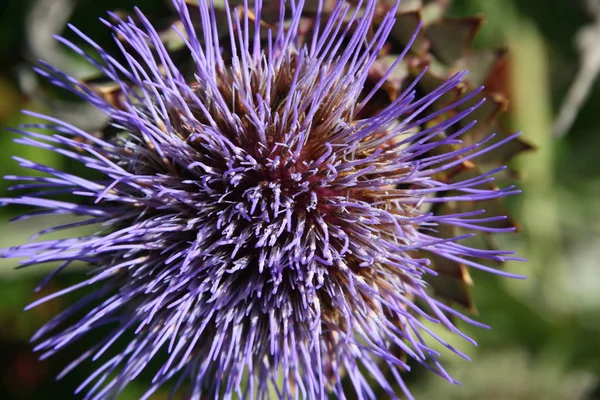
[2,0,529,398]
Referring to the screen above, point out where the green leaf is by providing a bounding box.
[426,16,484,65]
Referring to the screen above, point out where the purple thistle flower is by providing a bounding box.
[1,0,525,398]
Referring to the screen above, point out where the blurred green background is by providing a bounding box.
[1,0,600,398]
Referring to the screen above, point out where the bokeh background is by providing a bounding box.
[1,0,600,398]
